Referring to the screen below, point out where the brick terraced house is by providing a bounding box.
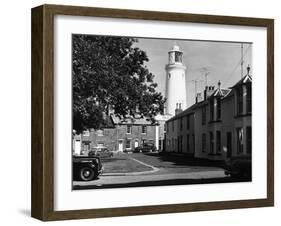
[73,114,158,155]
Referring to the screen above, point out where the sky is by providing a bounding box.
[134,38,252,108]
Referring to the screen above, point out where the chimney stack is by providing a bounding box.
[204,86,215,100]
[175,103,183,115]
[196,93,203,103]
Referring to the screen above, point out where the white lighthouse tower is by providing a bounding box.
[165,44,187,115]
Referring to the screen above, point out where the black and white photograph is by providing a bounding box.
[72,34,252,190]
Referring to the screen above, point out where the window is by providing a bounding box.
[186,115,190,129]
[192,134,195,153]
[142,139,146,145]
[210,99,214,121]
[247,85,252,113]
[126,125,132,134]
[236,127,244,154]
[126,139,131,149]
[246,126,252,154]
[217,98,221,119]
[168,73,171,79]
[237,87,243,115]
[82,130,90,137]
[186,134,190,152]
[209,132,214,154]
[202,133,206,152]
[97,142,104,147]
[202,106,206,125]
[172,121,174,131]
[141,125,147,134]
[179,136,183,153]
[96,130,103,136]
[175,52,182,62]
[180,118,183,131]
[216,131,221,154]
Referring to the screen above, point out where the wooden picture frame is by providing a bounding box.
[31,4,274,221]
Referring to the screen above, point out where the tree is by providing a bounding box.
[72,35,166,134]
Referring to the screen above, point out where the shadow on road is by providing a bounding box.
[144,152,225,168]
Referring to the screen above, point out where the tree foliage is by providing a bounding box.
[72,35,165,134]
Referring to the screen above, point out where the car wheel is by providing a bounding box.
[80,167,96,181]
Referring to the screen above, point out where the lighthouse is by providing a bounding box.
[165,44,187,115]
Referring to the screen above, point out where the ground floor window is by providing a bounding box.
[216,131,221,154]
[246,126,252,154]
[179,135,183,153]
[209,132,214,154]
[126,139,131,149]
[236,127,244,154]
[97,142,104,147]
[202,133,206,152]
[186,134,190,152]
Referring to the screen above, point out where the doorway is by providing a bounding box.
[118,140,123,152]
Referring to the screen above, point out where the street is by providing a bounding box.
[73,152,247,189]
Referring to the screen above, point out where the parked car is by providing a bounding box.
[73,155,103,181]
[224,156,252,179]
[88,147,114,158]
[134,143,156,153]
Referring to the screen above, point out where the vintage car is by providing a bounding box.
[134,143,156,153]
[88,147,114,158]
[224,155,252,179]
[73,155,103,181]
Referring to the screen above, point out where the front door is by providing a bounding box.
[134,140,139,148]
[74,140,81,155]
[118,140,123,152]
[227,132,232,158]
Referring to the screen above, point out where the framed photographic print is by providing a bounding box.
[31,4,274,221]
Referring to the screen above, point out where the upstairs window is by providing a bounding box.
[141,125,147,134]
[126,125,132,134]
[82,130,90,137]
[210,99,214,121]
[186,115,190,130]
[246,85,252,114]
[180,118,183,131]
[217,98,221,119]
[96,130,103,136]
[237,87,243,115]
[202,106,206,125]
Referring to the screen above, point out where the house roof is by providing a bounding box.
[110,114,154,125]
[210,88,231,98]
[166,103,197,123]
[231,66,252,88]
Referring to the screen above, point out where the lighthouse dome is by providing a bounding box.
[172,44,180,51]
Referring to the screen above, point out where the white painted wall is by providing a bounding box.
[0,1,280,226]
[165,65,187,115]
